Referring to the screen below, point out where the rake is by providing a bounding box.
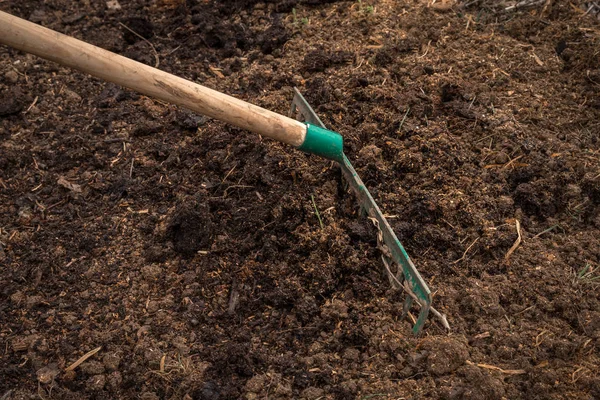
[0,10,446,333]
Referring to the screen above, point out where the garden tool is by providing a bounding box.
[0,10,437,333]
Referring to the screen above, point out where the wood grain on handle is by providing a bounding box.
[0,10,307,147]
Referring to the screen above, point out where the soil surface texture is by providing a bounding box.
[1,0,599,399]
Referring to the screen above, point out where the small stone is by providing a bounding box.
[4,70,19,83]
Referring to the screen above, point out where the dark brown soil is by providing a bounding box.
[1,0,599,399]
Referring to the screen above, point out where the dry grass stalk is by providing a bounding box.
[467,360,526,375]
[505,219,522,259]
[452,237,479,264]
[65,346,102,372]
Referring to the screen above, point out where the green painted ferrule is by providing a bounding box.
[298,123,344,163]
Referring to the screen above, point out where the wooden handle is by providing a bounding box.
[0,11,307,147]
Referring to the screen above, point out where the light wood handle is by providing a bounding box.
[0,10,307,147]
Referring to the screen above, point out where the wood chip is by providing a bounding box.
[57,176,82,193]
[160,354,166,373]
[209,66,225,79]
[473,331,491,340]
[65,346,102,372]
[12,338,28,352]
[531,52,544,66]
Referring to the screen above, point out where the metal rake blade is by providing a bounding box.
[290,88,432,335]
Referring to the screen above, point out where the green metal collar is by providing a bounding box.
[298,123,344,163]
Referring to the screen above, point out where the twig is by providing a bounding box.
[118,22,160,68]
[65,346,102,371]
[533,224,560,238]
[468,95,476,110]
[466,360,526,375]
[505,219,522,259]
[452,237,479,264]
[505,0,545,12]
[398,107,410,132]
[311,194,324,229]
[24,96,38,114]
[541,0,553,16]
[418,40,432,58]
[583,2,600,17]
[129,158,134,178]
[501,154,524,170]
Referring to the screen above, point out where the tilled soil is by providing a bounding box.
[1,0,599,399]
